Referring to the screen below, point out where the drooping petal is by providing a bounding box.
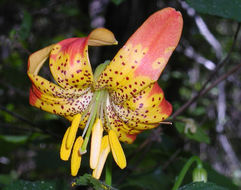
[90,118,104,169]
[113,82,172,129]
[71,136,84,176]
[106,94,140,144]
[27,44,55,75]
[108,130,126,169]
[49,28,117,91]
[29,73,93,118]
[92,135,110,179]
[60,127,71,161]
[96,8,183,103]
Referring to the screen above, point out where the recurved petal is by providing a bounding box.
[29,73,93,118]
[106,97,140,144]
[95,8,183,103]
[49,28,117,91]
[113,82,172,126]
[28,44,55,75]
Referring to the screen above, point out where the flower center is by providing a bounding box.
[78,60,111,154]
[79,89,109,154]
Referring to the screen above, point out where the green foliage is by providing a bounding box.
[175,119,210,144]
[178,182,229,190]
[75,174,118,190]
[2,180,68,190]
[186,0,241,22]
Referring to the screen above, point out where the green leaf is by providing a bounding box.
[178,182,229,190]
[75,174,118,190]
[186,0,241,22]
[0,135,28,144]
[2,180,68,190]
[175,119,210,144]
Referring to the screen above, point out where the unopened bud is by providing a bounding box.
[192,167,208,182]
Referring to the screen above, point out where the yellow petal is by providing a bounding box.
[108,130,126,169]
[71,136,83,176]
[60,127,71,161]
[92,135,110,179]
[90,118,104,169]
[88,28,118,46]
[67,114,81,149]
[28,44,55,75]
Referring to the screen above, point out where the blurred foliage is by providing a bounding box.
[0,0,241,189]
[186,0,241,22]
[178,182,229,190]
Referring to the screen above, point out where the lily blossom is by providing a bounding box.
[27,7,183,178]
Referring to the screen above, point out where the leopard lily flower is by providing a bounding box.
[27,8,183,179]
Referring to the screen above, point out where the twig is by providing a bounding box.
[172,62,241,119]
[172,23,241,119]
[0,105,59,138]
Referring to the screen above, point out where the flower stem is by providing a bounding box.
[105,155,112,186]
[172,156,202,190]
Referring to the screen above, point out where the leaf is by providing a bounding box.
[0,135,28,144]
[186,0,241,22]
[2,180,68,190]
[75,174,118,190]
[175,119,210,144]
[178,182,229,190]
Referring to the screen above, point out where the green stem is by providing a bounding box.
[172,156,202,190]
[105,155,112,186]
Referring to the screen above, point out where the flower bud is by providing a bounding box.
[192,167,208,182]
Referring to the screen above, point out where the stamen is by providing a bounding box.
[103,92,111,128]
[81,103,95,138]
[90,118,103,169]
[71,136,83,176]
[108,130,126,169]
[92,135,110,179]
[60,127,71,161]
[66,114,81,149]
[80,90,103,153]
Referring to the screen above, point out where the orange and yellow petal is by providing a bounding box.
[49,28,117,91]
[113,82,172,126]
[106,97,139,144]
[29,72,93,118]
[27,44,55,75]
[49,37,94,90]
[96,8,183,103]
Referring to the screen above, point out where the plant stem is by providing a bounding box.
[172,156,202,190]
[105,155,112,186]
